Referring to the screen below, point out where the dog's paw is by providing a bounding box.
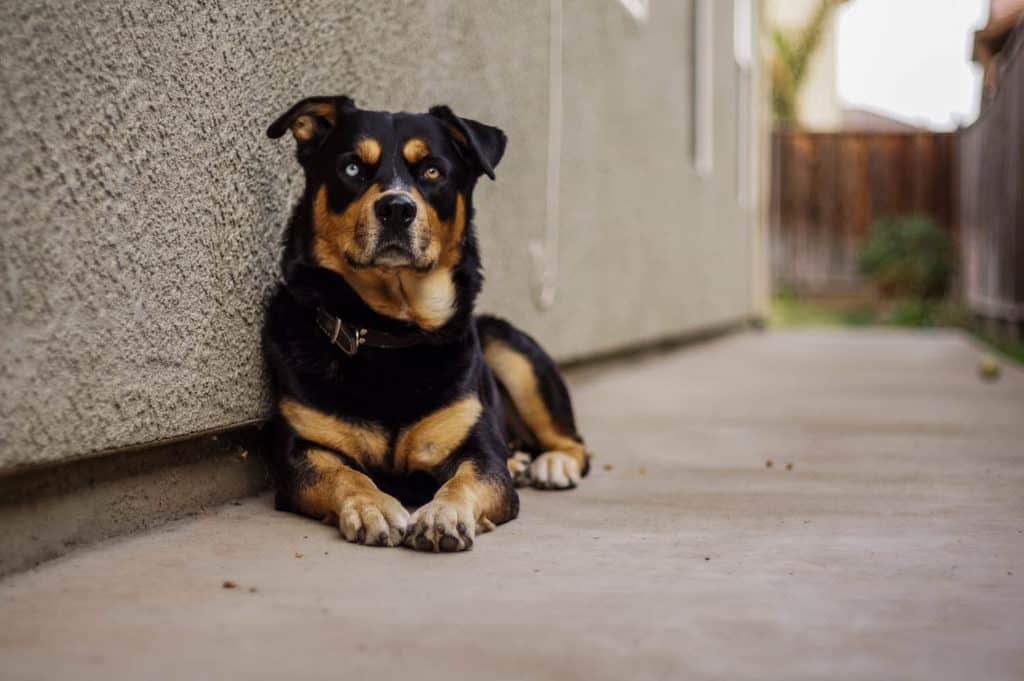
[529,451,581,490]
[337,492,410,547]
[507,451,533,488]
[404,501,476,552]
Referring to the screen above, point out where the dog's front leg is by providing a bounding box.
[296,448,410,547]
[405,451,518,553]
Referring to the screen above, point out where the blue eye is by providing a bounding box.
[344,162,360,177]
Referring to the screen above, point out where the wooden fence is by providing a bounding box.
[959,29,1024,333]
[770,130,957,294]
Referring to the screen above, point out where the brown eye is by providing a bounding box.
[423,165,441,180]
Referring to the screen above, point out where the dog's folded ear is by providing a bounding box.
[429,105,507,181]
[267,95,356,146]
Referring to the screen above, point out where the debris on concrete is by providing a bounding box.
[979,354,1001,381]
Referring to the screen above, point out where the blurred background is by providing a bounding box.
[0,0,1021,569]
[767,0,1023,360]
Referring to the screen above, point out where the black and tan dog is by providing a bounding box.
[262,96,589,552]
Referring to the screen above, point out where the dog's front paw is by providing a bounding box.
[507,451,533,488]
[529,451,581,490]
[337,492,410,547]
[404,501,476,553]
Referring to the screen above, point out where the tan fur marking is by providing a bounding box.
[396,267,456,330]
[280,398,388,469]
[291,115,315,141]
[394,396,482,473]
[421,190,466,270]
[444,124,468,147]
[295,448,382,521]
[312,184,412,321]
[311,185,465,331]
[356,137,382,165]
[289,102,337,142]
[304,102,337,124]
[435,460,514,526]
[402,138,430,164]
[483,340,586,467]
[312,183,382,273]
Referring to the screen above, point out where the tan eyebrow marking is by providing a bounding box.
[402,138,430,164]
[356,137,382,165]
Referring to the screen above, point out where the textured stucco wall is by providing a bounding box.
[0,1,759,472]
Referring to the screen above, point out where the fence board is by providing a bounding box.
[770,130,957,294]
[961,28,1024,329]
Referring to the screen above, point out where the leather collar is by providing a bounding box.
[313,306,425,356]
[280,278,426,356]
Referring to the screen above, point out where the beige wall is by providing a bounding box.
[0,0,764,472]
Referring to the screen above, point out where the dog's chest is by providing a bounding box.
[282,393,481,477]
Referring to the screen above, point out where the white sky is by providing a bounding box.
[836,0,989,130]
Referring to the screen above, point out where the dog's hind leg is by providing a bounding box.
[476,315,590,490]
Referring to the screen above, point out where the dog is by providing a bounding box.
[262,96,589,552]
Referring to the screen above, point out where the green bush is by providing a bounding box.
[858,216,953,299]
[883,299,963,327]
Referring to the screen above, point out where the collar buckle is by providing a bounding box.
[316,308,361,356]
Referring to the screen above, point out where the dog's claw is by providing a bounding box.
[405,500,476,553]
[529,451,581,490]
[336,492,409,547]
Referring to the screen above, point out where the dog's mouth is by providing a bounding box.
[370,242,415,268]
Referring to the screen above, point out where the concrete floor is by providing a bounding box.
[2,329,1023,681]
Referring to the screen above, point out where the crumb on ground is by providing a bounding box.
[222,580,238,589]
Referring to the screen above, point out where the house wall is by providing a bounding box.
[0,0,762,473]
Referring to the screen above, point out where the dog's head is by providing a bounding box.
[268,96,505,274]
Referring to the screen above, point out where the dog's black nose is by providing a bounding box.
[374,194,417,230]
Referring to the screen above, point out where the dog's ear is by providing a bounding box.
[267,95,356,146]
[429,105,507,180]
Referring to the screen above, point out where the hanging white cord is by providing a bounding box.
[529,0,563,310]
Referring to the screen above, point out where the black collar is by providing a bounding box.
[280,277,427,356]
[313,306,425,356]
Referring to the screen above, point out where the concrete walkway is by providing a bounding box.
[2,329,1023,681]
